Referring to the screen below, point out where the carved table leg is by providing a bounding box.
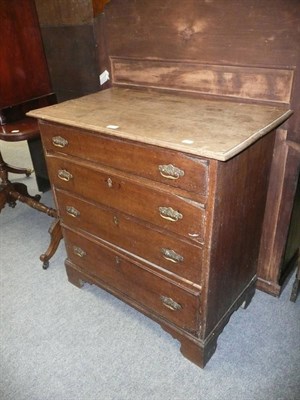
[40,218,63,269]
[8,188,56,216]
[10,182,41,206]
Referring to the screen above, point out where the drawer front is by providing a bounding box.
[48,155,205,242]
[63,227,200,332]
[57,189,203,283]
[40,122,208,199]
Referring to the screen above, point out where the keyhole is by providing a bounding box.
[113,216,119,225]
[107,177,113,188]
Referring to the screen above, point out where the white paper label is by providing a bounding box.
[106,125,119,130]
[99,70,110,85]
[181,139,194,144]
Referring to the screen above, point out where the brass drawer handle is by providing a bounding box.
[58,169,73,182]
[52,136,68,148]
[73,246,86,258]
[159,207,183,222]
[160,296,182,311]
[66,206,80,218]
[158,164,184,180]
[161,248,184,263]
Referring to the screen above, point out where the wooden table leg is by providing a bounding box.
[40,218,63,269]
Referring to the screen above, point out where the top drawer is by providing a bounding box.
[40,122,209,199]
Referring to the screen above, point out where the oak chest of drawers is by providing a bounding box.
[29,87,292,367]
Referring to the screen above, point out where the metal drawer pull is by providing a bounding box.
[58,169,73,182]
[66,206,80,218]
[160,296,182,311]
[161,248,184,263]
[159,207,183,222]
[158,164,184,180]
[73,246,86,258]
[52,136,68,148]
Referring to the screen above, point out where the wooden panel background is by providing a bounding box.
[35,0,93,25]
[103,0,299,67]
[111,57,294,104]
[35,0,100,102]
[102,0,300,137]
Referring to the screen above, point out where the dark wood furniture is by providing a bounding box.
[258,140,300,296]
[0,0,62,268]
[28,88,291,367]
[0,0,55,192]
[32,1,300,294]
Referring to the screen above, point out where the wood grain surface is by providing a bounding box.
[28,87,292,161]
[111,58,294,104]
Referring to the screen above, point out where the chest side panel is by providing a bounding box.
[202,131,276,338]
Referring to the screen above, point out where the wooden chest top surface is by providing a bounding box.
[28,87,292,161]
